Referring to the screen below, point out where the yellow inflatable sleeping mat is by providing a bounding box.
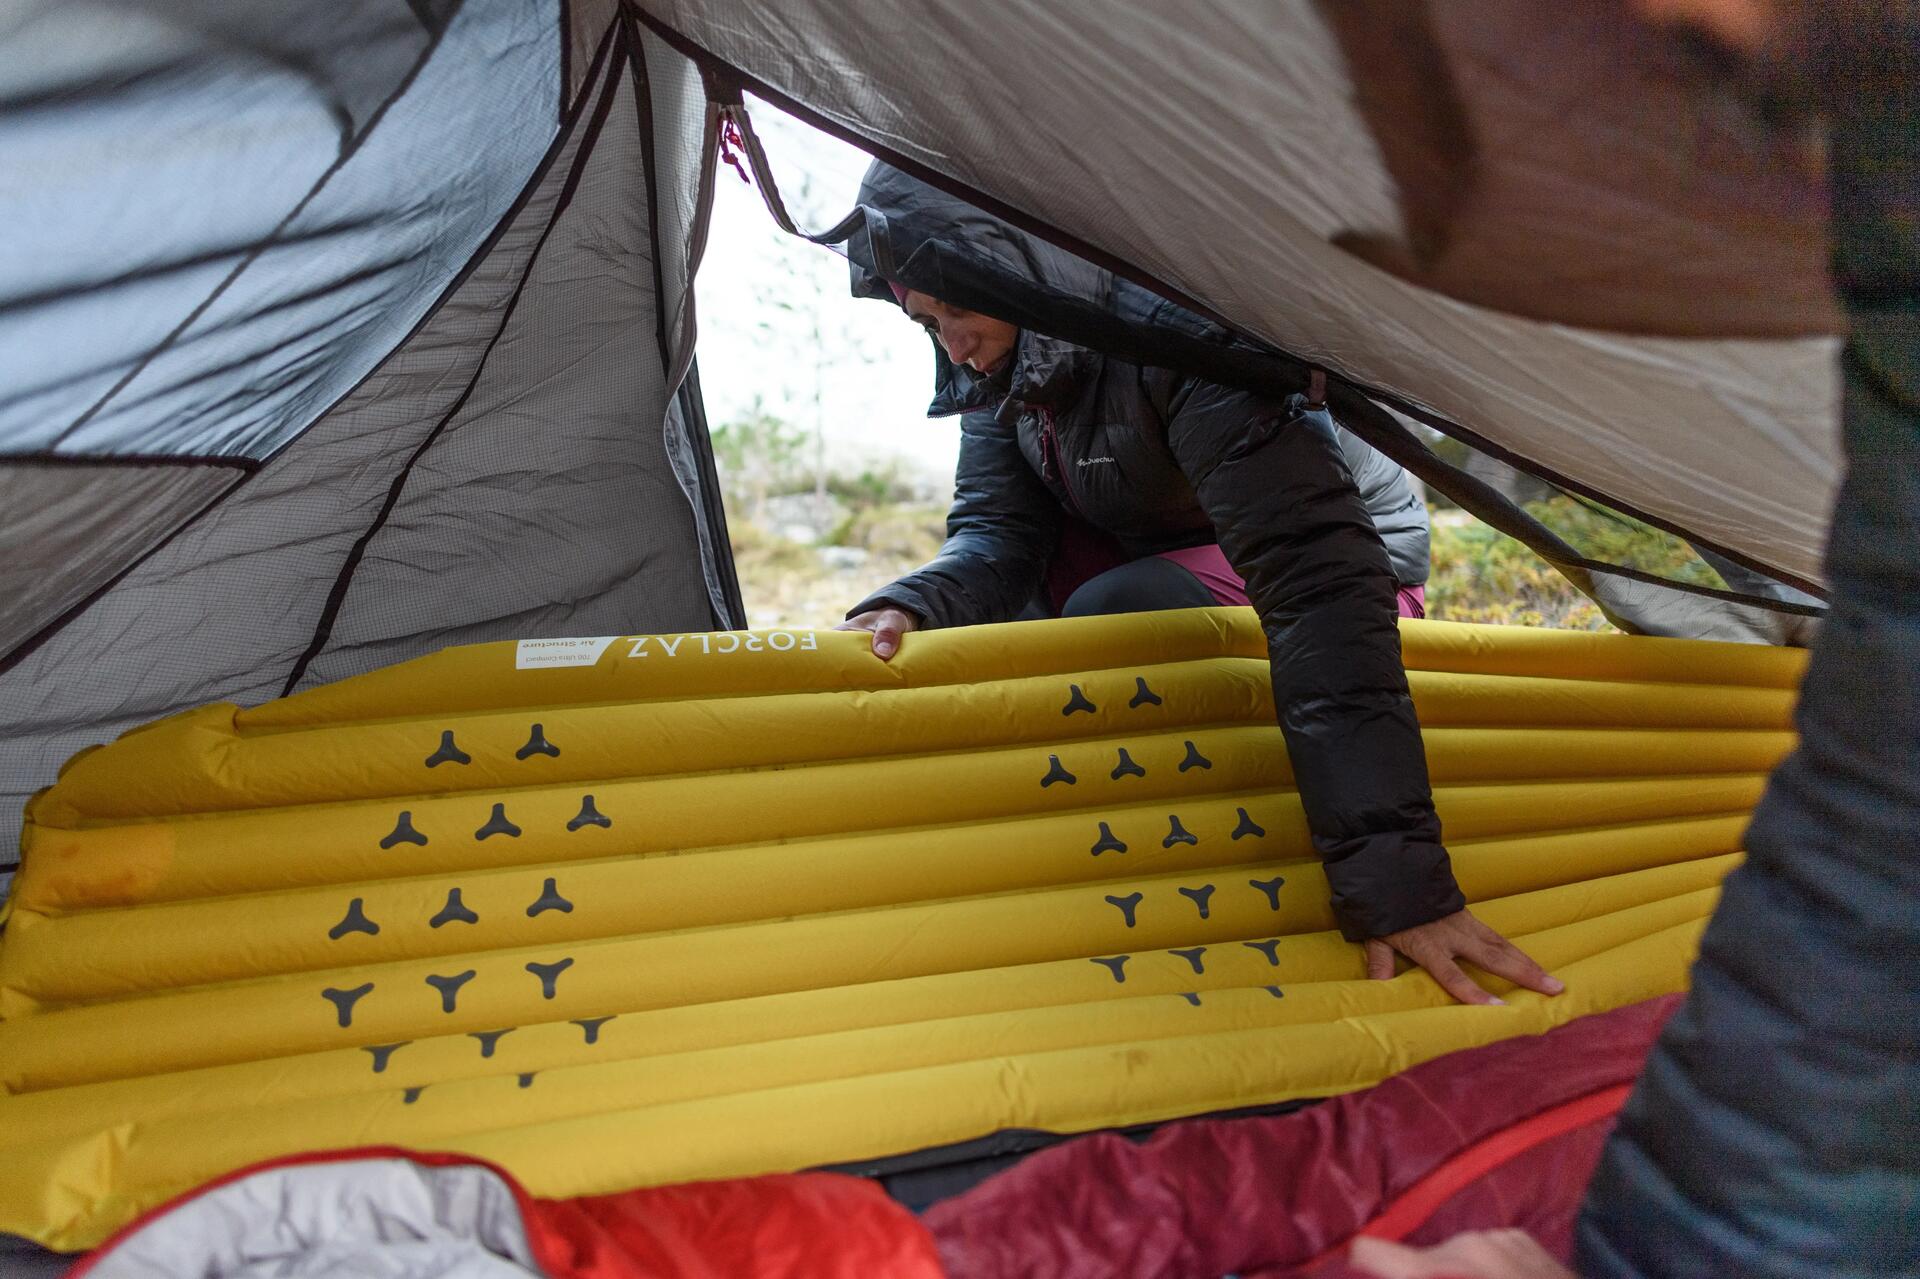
[0,610,1804,1249]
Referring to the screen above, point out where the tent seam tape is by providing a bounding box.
[556,0,572,124]
[0,453,257,470]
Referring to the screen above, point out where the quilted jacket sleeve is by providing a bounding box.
[1576,93,1920,1279]
[1155,372,1464,939]
[848,409,1061,628]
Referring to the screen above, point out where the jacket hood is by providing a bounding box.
[841,161,1111,417]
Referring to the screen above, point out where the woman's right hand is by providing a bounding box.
[836,606,919,660]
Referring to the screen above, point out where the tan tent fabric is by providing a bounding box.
[638,0,1843,588]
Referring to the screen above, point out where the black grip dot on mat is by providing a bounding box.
[1110,748,1146,780]
[526,957,574,999]
[327,898,379,940]
[1061,684,1097,716]
[1249,876,1286,911]
[1170,945,1208,974]
[379,811,428,849]
[1128,677,1163,709]
[1230,807,1265,840]
[1177,884,1216,919]
[425,731,471,768]
[1090,822,1127,856]
[425,970,476,1013]
[1243,938,1283,966]
[567,795,611,831]
[362,1042,409,1073]
[475,803,522,840]
[1103,892,1144,928]
[1089,955,1131,983]
[1177,740,1212,772]
[429,887,479,928]
[1179,991,1203,1006]
[572,1016,615,1045]
[320,982,374,1028]
[1040,755,1077,787]
[468,1028,514,1058]
[403,1086,428,1104]
[526,877,574,916]
[1162,814,1198,848]
[515,723,560,760]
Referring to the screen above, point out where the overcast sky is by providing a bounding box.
[692,99,964,484]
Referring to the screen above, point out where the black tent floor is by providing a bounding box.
[826,1098,1320,1212]
[0,1231,68,1277]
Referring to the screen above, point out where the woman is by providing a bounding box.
[835,163,1559,1006]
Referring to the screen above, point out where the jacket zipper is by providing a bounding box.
[1038,407,1087,518]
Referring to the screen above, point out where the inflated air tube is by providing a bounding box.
[0,610,1803,1249]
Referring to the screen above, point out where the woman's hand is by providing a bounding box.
[836,606,919,660]
[1366,909,1566,1005]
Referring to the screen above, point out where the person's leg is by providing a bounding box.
[1041,517,1130,615]
[1067,550,1422,619]
[1154,544,1250,607]
[1060,556,1217,617]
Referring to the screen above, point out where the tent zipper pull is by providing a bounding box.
[718,115,751,185]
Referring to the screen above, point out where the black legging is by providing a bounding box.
[1059,556,1216,617]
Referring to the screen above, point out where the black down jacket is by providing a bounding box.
[842,163,1459,940]
[1576,91,1920,1278]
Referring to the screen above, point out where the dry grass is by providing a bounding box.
[732,503,947,629]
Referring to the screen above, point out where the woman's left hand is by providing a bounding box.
[1365,909,1566,1005]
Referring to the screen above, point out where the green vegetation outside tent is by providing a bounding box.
[710,409,1710,634]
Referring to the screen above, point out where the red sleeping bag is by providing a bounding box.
[69,997,1675,1278]
[927,995,1679,1277]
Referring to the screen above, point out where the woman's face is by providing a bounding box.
[901,291,1017,374]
